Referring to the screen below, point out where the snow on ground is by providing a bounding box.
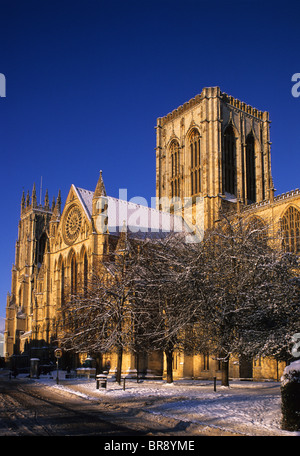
[36,373,300,436]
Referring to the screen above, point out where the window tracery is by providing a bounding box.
[223,125,236,196]
[281,206,300,253]
[246,132,256,203]
[170,140,181,198]
[190,129,201,196]
[70,252,77,296]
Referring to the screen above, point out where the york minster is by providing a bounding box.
[4,86,300,381]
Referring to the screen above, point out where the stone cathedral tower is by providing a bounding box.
[5,185,61,357]
[155,86,273,229]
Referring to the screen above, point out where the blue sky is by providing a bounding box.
[0,0,300,323]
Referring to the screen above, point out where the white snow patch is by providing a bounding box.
[282,360,300,376]
[281,360,300,386]
[36,375,300,436]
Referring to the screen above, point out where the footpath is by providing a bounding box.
[33,371,297,437]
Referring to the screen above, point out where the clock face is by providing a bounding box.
[63,205,82,245]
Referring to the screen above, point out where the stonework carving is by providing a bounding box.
[63,204,82,245]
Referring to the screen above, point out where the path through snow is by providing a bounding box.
[37,375,299,436]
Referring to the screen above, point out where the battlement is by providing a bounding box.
[157,86,269,127]
[21,203,54,216]
[220,91,269,121]
[242,188,300,214]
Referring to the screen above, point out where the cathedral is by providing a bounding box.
[4,86,300,380]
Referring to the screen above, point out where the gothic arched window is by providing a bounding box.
[190,129,201,196]
[170,140,180,198]
[70,252,77,296]
[281,206,300,253]
[83,252,88,294]
[246,132,256,203]
[223,125,236,196]
[37,232,48,266]
[61,261,65,307]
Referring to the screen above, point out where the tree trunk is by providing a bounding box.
[95,353,103,375]
[221,355,230,386]
[136,353,139,382]
[165,349,173,384]
[116,346,123,384]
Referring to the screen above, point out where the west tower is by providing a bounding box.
[4,185,60,357]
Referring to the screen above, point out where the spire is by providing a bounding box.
[26,190,30,207]
[51,190,61,221]
[21,191,25,213]
[44,189,49,210]
[31,183,37,207]
[56,190,61,215]
[94,170,107,198]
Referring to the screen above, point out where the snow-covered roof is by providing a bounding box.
[75,186,189,237]
[75,187,94,219]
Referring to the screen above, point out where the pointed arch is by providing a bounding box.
[57,254,64,270]
[223,124,237,196]
[79,245,89,294]
[18,286,24,313]
[246,132,256,203]
[60,259,65,307]
[281,206,300,253]
[79,245,87,262]
[188,128,201,196]
[36,232,48,266]
[169,139,181,198]
[83,251,88,294]
[69,250,77,296]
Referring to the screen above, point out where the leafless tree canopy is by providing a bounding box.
[58,214,300,384]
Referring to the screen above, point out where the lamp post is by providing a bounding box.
[54,348,62,384]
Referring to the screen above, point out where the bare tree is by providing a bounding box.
[58,232,142,384]
[58,213,300,388]
[189,214,300,385]
[134,232,199,383]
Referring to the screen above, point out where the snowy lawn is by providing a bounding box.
[37,374,300,436]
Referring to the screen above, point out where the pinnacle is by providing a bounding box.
[94,170,107,197]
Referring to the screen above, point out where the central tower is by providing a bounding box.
[155,86,273,229]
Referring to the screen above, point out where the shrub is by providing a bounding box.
[281,360,300,431]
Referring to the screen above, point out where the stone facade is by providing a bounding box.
[5,86,300,381]
[155,87,299,380]
[155,86,273,230]
[4,173,180,378]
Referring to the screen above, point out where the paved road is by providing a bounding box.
[0,374,145,436]
[0,371,256,437]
